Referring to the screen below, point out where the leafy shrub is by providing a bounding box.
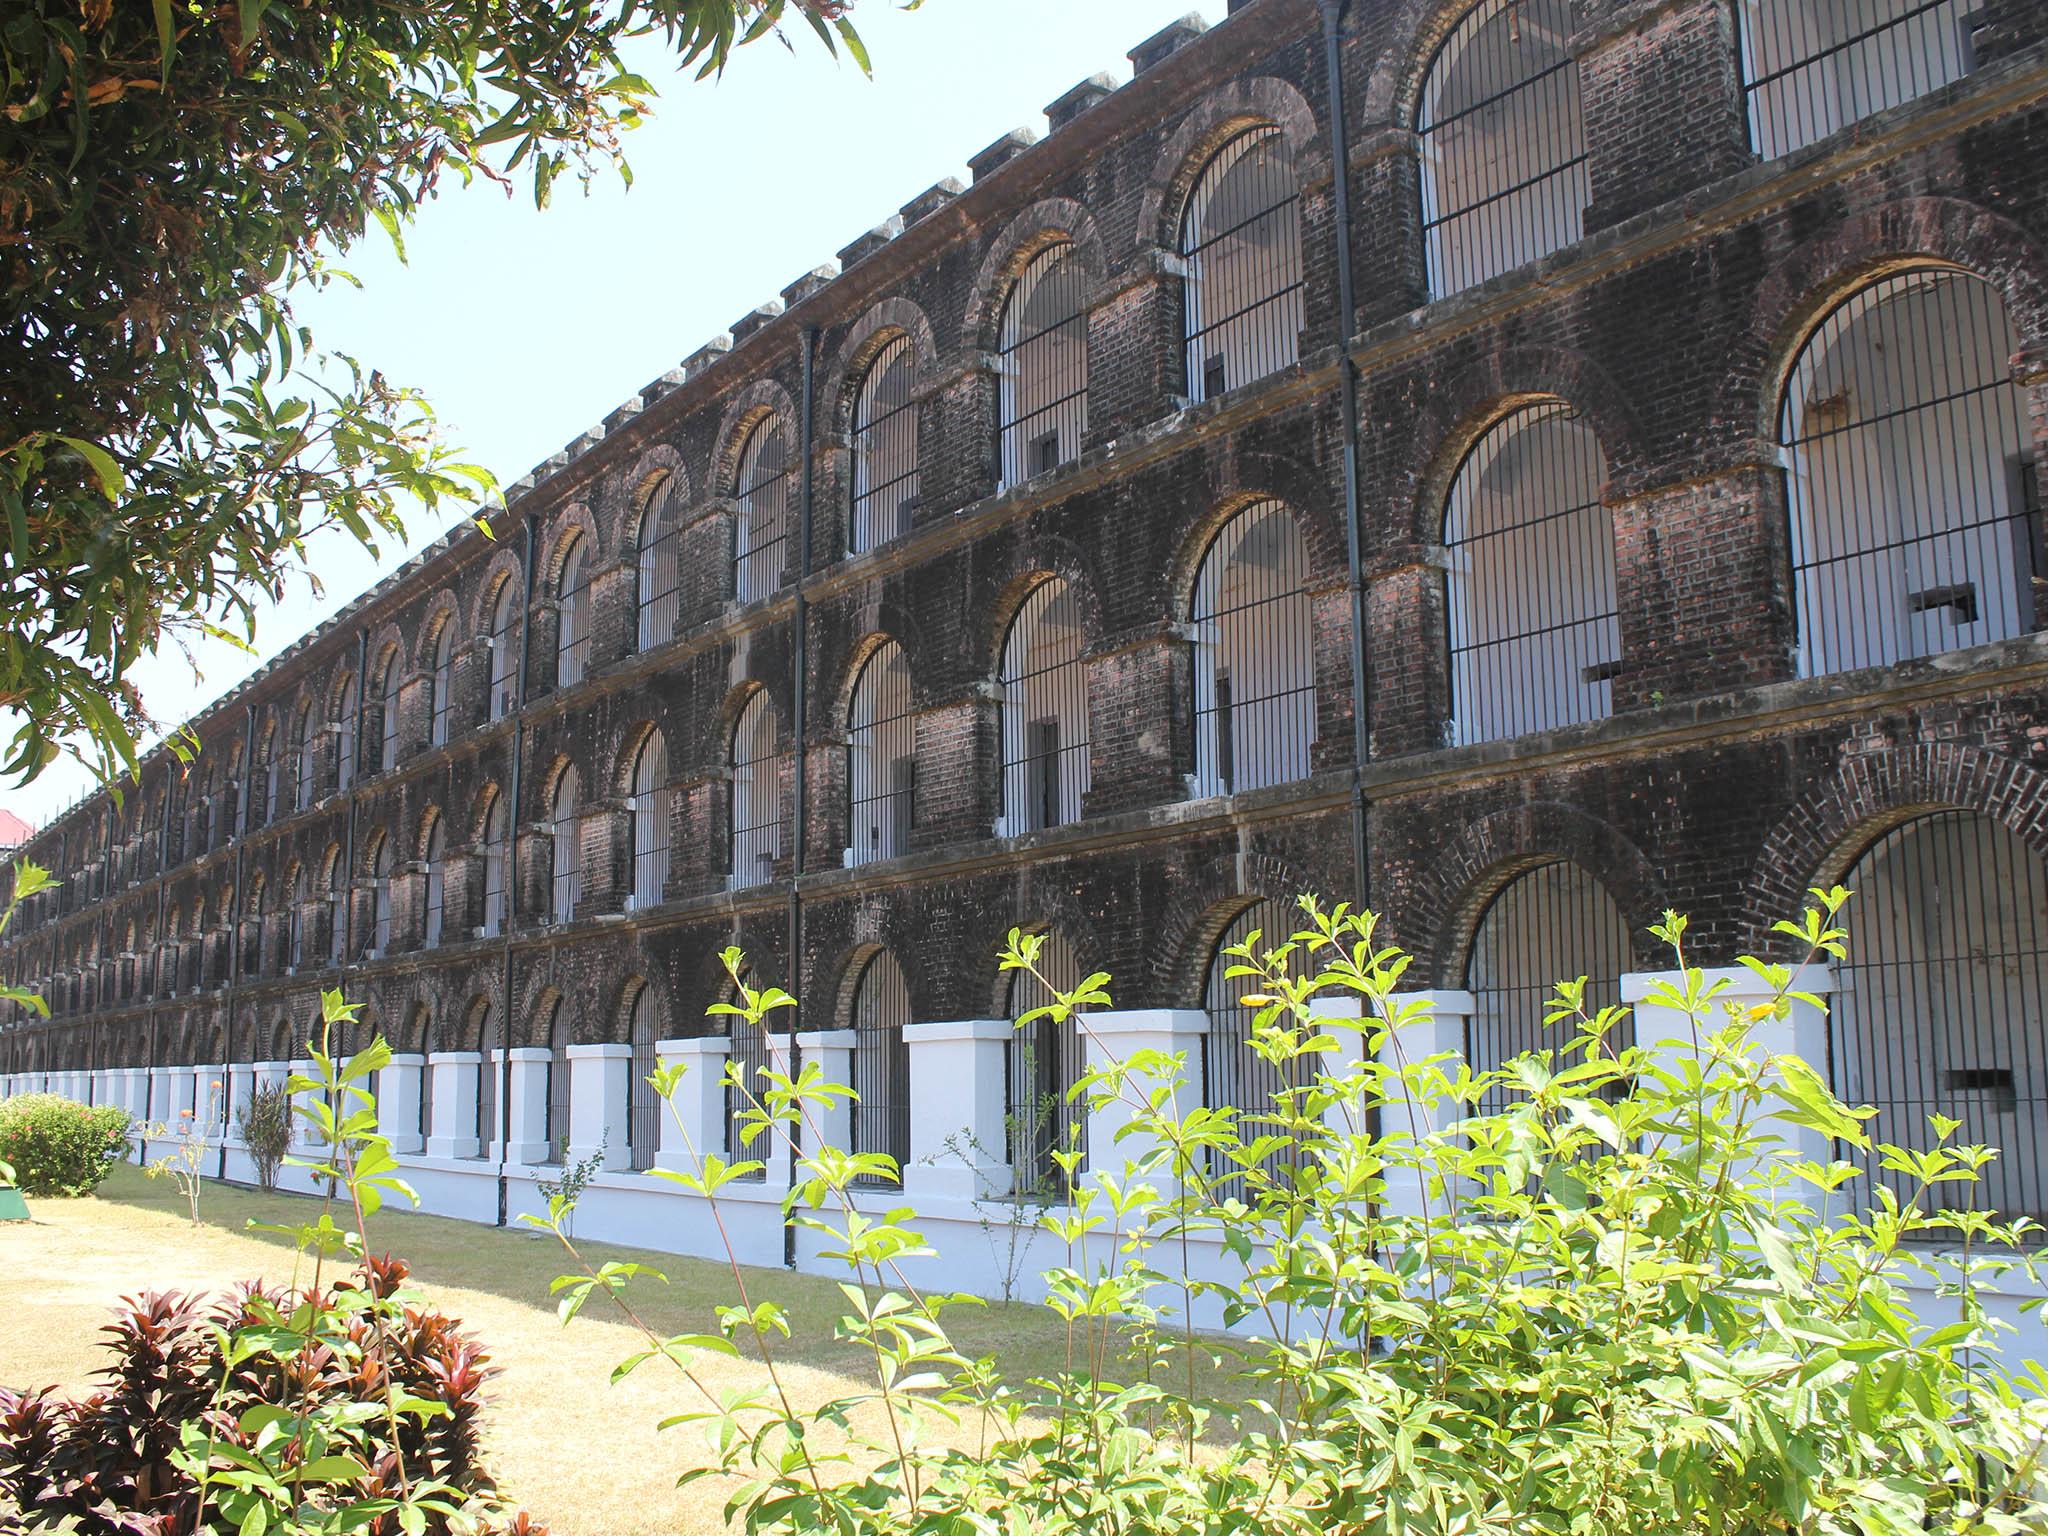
[538,899,2048,1536]
[0,1093,129,1196]
[236,1081,291,1191]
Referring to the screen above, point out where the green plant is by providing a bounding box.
[237,1081,292,1192]
[146,1080,225,1224]
[0,1093,130,1197]
[536,1134,609,1239]
[538,903,2048,1536]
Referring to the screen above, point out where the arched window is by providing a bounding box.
[629,730,669,910]
[543,996,570,1159]
[1443,402,1619,745]
[998,244,1089,486]
[735,417,793,605]
[550,767,582,924]
[1463,859,1634,1115]
[627,983,659,1171]
[480,791,509,938]
[638,475,682,650]
[722,966,770,1182]
[369,835,393,956]
[1203,898,1312,1190]
[334,674,359,791]
[1740,0,1976,164]
[1780,269,2037,678]
[326,852,348,967]
[850,336,920,553]
[1006,930,1086,1192]
[429,622,455,745]
[1180,125,1304,404]
[730,692,784,889]
[849,950,912,1185]
[422,815,446,948]
[1417,0,1587,299]
[556,533,591,688]
[1190,500,1318,798]
[846,642,914,866]
[487,579,519,720]
[287,867,307,970]
[296,708,321,811]
[378,651,401,771]
[473,1000,499,1152]
[998,579,1090,835]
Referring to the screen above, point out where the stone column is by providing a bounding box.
[567,1043,631,1171]
[657,1036,729,1174]
[380,1053,427,1155]
[1083,1010,1209,1198]
[903,1019,1013,1203]
[288,1059,318,1153]
[505,1047,554,1165]
[794,1029,856,1168]
[1082,634,1191,817]
[1374,990,1476,1224]
[226,1062,255,1144]
[426,1052,481,1160]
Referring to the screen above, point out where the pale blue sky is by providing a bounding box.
[13,1,1222,829]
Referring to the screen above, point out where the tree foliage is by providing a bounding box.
[0,0,873,785]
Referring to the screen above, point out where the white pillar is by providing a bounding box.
[225,1063,255,1144]
[380,1053,427,1155]
[794,1029,856,1168]
[1083,1009,1209,1198]
[567,1043,631,1171]
[657,1036,728,1174]
[903,1019,1013,1203]
[505,1047,553,1165]
[425,1052,481,1160]
[1372,990,1475,1224]
[288,1059,319,1153]
[146,1065,174,1127]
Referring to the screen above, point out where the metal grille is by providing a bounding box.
[1443,402,1620,745]
[430,626,454,746]
[850,335,920,552]
[1006,931,1087,1193]
[998,243,1089,487]
[1740,0,1976,164]
[730,692,785,889]
[474,1003,499,1150]
[544,997,570,1158]
[335,676,359,791]
[1781,269,2036,678]
[724,971,775,1182]
[638,475,682,650]
[422,817,445,948]
[1417,0,1587,299]
[481,793,508,938]
[1464,859,1634,1116]
[1190,500,1318,798]
[1203,898,1315,1194]
[288,871,306,969]
[370,837,393,954]
[550,768,582,924]
[1181,125,1304,404]
[379,658,400,771]
[999,578,1090,834]
[850,950,912,1186]
[735,417,793,604]
[847,641,915,866]
[1833,811,2048,1229]
[628,983,659,1171]
[630,731,670,910]
[488,582,519,721]
[556,536,591,688]
[326,856,346,967]
[297,713,320,810]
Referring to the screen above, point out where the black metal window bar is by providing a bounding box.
[474,1002,499,1151]
[288,869,306,970]
[379,657,400,771]
[1203,897,1317,1196]
[850,334,920,553]
[998,242,1089,488]
[1780,268,2038,679]
[1739,0,1976,165]
[334,675,358,792]
[1006,930,1087,1194]
[1417,0,1587,300]
[1463,858,1634,1117]
[730,691,786,890]
[430,624,454,745]
[628,983,659,1172]
[638,475,682,650]
[370,836,393,955]
[422,816,445,948]
[480,793,508,938]
[850,949,913,1187]
[735,416,793,605]
[550,767,582,924]
[1181,124,1304,405]
[556,534,591,688]
[487,581,519,721]
[326,855,346,967]
[1190,499,1318,798]
[1832,810,2048,1231]
[1443,401,1620,746]
[724,970,774,1183]
[999,578,1091,835]
[544,996,570,1160]
[847,641,915,867]
[296,711,320,811]
[629,729,670,911]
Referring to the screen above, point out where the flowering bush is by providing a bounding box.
[0,1093,129,1196]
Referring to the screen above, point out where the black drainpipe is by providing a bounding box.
[784,325,819,1270]
[495,514,539,1228]
[219,703,257,1179]
[1321,0,1372,909]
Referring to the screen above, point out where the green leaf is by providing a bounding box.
[151,0,176,85]
[54,437,123,501]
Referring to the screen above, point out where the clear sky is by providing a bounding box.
[9,0,1222,831]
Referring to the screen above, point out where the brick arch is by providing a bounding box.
[823,627,918,736]
[1138,75,1327,253]
[467,780,505,844]
[466,546,525,638]
[414,800,445,861]
[1741,743,2048,955]
[1366,0,1526,126]
[619,443,690,552]
[412,591,461,673]
[521,978,576,1049]
[712,379,801,498]
[398,999,432,1055]
[825,296,940,436]
[980,533,1109,680]
[1152,851,1319,1009]
[715,676,782,752]
[1164,482,1344,623]
[540,502,599,588]
[456,990,499,1053]
[610,716,668,799]
[967,902,1114,1020]
[961,197,1112,351]
[611,968,671,1041]
[821,924,931,1033]
[533,750,584,821]
[364,622,405,684]
[1410,801,1666,987]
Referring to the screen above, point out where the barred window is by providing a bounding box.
[629,730,669,910]
[369,835,393,955]
[480,791,508,939]
[473,1001,499,1151]
[851,335,920,553]
[326,853,347,967]
[430,623,455,746]
[1181,125,1304,404]
[722,967,773,1183]
[378,653,400,771]
[1781,269,2037,679]
[334,675,359,791]
[1740,0,1976,164]
[1418,0,1587,299]
[1832,811,2048,1228]
[422,815,446,949]
[999,578,1090,835]
[847,641,914,866]
[1203,898,1318,1194]
[543,996,570,1159]
[487,580,519,721]
[627,982,659,1172]
[1190,500,1318,798]
[550,767,582,924]
[1463,859,1633,1115]
[296,709,321,810]
[1443,402,1619,745]
[287,867,307,970]
[850,950,912,1186]
[1006,930,1086,1193]
[638,475,682,650]
[556,533,591,688]
[998,243,1089,487]
[731,692,785,889]
[735,417,793,605]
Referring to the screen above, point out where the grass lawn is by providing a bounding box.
[0,1163,1144,1536]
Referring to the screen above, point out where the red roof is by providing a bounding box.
[0,809,36,848]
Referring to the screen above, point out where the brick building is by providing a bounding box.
[4,0,2047,1301]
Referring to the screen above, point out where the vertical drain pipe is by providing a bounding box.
[784,325,819,1271]
[1321,0,1373,908]
[495,514,540,1229]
